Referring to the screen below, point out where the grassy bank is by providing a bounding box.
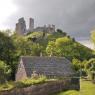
[57,90,79,95]
[80,80,95,95]
[57,79,95,95]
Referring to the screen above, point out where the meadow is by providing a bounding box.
[57,80,95,95]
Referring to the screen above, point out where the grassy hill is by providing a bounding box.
[1,30,95,81]
[26,31,95,61]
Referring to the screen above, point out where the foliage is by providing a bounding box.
[0,32,15,63]
[55,37,73,46]
[72,58,81,71]
[84,58,95,80]
[46,41,56,56]
[72,57,95,78]
[91,30,95,45]
[27,31,43,38]
[0,60,11,84]
[47,32,67,41]
[46,37,74,57]
[0,31,16,80]
[75,43,94,60]
[85,58,95,70]
[46,36,94,60]
[0,29,94,81]
[56,29,67,36]
[0,82,14,91]
[17,75,47,87]
[0,76,47,91]
[12,33,43,56]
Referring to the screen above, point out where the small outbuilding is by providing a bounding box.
[16,56,75,81]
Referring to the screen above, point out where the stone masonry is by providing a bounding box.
[15,17,55,35]
[16,17,26,35]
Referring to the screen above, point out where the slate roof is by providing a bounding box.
[18,56,75,77]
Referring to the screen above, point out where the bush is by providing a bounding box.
[15,75,47,88]
[0,82,14,91]
[0,76,47,91]
[0,61,11,84]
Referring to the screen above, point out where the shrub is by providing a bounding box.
[0,82,14,91]
[0,76,47,91]
[15,75,47,88]
[0,61,11,84]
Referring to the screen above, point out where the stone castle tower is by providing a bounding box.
[29,18,34,32]
[16,17,26,35]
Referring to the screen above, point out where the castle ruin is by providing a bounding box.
[15,17,55,35]
[16,17,27,35]
[29,18,34,32]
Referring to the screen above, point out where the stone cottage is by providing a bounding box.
[16,56,75,81]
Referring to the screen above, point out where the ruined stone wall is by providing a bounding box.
[16,17,26,35]
[0,79,80,95]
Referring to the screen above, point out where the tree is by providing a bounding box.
[85,58,95,80]
[0,60,11,84]
[72,58,81,71]
[55,37,73,46]
[46,41,56,56]
[85,58,95,70]
[46,37,76,58]
[12,33,43,56]
[0,32,15,62]
[56,29,67,36]
[0,32,16,79]
[31,43,43,56]
[55,37,77,58]
[91,30,95,46]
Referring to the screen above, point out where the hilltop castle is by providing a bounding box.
[15,17,55,35]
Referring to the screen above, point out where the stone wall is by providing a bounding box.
[0,79,80,95]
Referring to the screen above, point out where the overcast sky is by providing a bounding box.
[1,0,95,39]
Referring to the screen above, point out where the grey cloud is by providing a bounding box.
[4,0,95,38]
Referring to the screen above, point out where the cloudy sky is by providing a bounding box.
[1,0,95,40]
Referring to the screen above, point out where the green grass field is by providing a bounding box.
[57,90,79,95]
[57,80,95,95]
[80,80,95,95]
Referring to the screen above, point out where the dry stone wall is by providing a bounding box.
[0,79,80,95]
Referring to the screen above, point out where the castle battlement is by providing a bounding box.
[15,17,55,35]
